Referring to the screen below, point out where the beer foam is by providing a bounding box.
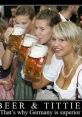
[25,34,38,39]
[12,25,25,35]
[22,34,38,47]
[29,44,48,58]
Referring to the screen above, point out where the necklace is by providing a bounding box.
[62,56,81,79]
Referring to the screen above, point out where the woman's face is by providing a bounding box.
[51,35,74,58]
[14,15,32,33]
[34,19,53,45]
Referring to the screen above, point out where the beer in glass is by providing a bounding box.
[8,24,25,53]
[23,44,48,81]
[18,34,38,61]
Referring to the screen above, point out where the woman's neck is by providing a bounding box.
[61,53,81,79]
[63,54,79,73]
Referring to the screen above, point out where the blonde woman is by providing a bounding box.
[32,21,82,100]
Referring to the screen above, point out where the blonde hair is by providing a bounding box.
[53,21,82,55]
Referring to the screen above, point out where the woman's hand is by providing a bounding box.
[4,27,13,43]
[0,79,13,91]
[0,79,9,85]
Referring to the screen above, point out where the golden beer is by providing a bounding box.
[18,34,38,61]
[7,25,25,53]
[23,44,48,81]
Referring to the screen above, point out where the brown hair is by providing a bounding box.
[35,9,61,27]
[16,5,35,20]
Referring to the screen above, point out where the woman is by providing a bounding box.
[32,21,82,100]
[0,18,14,100]
[2,5,35,100]
[33,8,62,100]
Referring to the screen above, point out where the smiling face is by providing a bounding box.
[51,21,82,58]
[14,15,32,33]
[51,36,74,58]
[34,19,53,45]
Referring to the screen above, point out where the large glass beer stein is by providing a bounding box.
[7,24,25,53]
[23,44,48,81]
[18,34,38,61]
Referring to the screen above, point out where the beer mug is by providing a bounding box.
[18,34,38,61]
[8,24,25,53]
[23,44,48,81]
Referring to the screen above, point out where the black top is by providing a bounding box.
[0,65,11,79]
[0,42,11,79]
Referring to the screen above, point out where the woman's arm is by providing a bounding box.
[2,48,14,70]
[32,76,50,89]
[0,42,5,59]
[2,26,14,70]
[4,27,13,43]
